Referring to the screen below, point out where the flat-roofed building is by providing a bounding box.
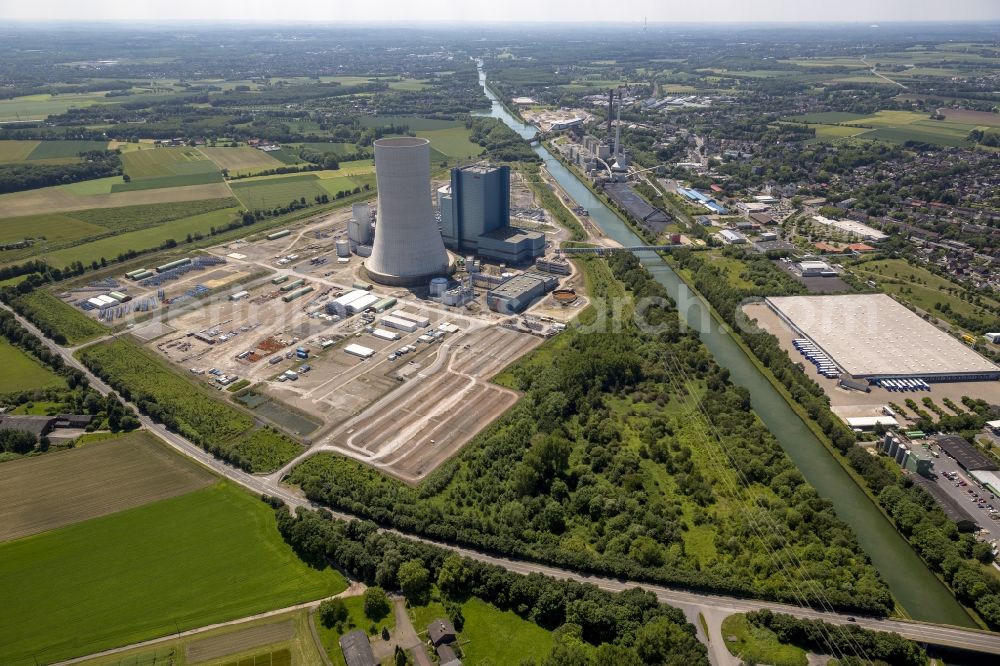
[766,294,1000,382]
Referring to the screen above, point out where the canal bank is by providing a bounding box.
[476,67,975,627]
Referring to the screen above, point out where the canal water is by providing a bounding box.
[476,68,974,626]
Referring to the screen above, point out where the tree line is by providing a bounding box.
[274,505,708,666]
[0,150,122,195]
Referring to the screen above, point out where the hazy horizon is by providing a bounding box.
[3,0,999,23]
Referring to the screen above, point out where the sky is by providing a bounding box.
[3,0,999,23]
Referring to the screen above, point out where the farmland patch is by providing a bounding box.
[0,430,214,542]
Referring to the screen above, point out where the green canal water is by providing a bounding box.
[476,66,974,627]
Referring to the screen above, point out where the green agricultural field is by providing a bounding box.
[0,178,233,220]
[0,483,347,665]
[230,174,329,210]
[26,140,110,160]
[8,290,106,345]
[293,142,359,156]
[198,146,284,174]
[121,146,219,180]
[77,338,302,472]
[858,124,975,147]
[387,78,430,91]
[409,596,554,665]
[842,110,931,128]
[0,140,41,163]
[41,206,239,268]
[786,112,868,124]
[0,212,107,246]
[72,609,325,666]
[417,127,484,159]
[356,115,465,131]
[1,198,239,266]
[0,339,65,394]
[0,91,113,122]
[58,176,120,195]
[812,125,870,139]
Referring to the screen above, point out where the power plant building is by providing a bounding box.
[438,164,544,264]
[365,137,450,286]
[486,272,558,315]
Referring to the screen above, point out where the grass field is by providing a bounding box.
[417,127,484,159]
[0,431,214,542]
[41,206,239,268]
[0,339,65,395]
[199,146,284,174]
[0,482,347,665]
[409,596,554,665]
[117,147,222,191]
[721,614,807,666]
[231,165,375,210]
[0,181,233,220]
[231,174,329,210]
[0,212,107,246]
[788,110,979,147]
[293,142,359,156]
[26,140,110,160]
[73,610,325,666]
[9,289,107,345]
[356,115,465,131]
[0,140,41,163]
[0,91,113,121]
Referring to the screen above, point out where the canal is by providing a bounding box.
[476,67,975,626]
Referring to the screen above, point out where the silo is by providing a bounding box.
[336,239,351,258]
[365,137,450,286]
[429,277,449,297]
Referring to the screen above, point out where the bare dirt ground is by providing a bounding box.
[0,431,214,542]
[185,619,294,662]
[744,302,1000,416]
[339,326,539,480]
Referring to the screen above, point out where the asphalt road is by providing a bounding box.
[5,301,1000,659]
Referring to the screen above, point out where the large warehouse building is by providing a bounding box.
[765,294,1000,382]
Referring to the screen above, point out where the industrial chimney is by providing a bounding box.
[607,88,614,135]
[365,137,450,286]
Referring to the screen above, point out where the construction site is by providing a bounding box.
[83,141,590,482]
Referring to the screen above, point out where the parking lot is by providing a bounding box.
[925,441,1000,544]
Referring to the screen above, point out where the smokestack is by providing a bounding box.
[607,88,614,135]
[365,137,450,286]
[614,95,622,160]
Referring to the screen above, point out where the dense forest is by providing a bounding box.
[275,505,709,666]
[667,248,1000,628]
[291,254,891,614]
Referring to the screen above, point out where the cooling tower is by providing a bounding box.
[365,137,450,286]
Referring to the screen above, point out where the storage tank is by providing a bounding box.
[429,277,449,297]
[365,137,450,286]
[336,239,351,258]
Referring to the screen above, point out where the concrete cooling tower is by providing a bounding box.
[365,137,450,286]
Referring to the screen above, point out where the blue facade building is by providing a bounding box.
[438,164,545,263]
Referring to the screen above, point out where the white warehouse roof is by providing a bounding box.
[344,344,375,358]
[767,294,1000,378]
[845,416,899,428]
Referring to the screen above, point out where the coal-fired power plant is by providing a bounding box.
[365,137,450,286]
